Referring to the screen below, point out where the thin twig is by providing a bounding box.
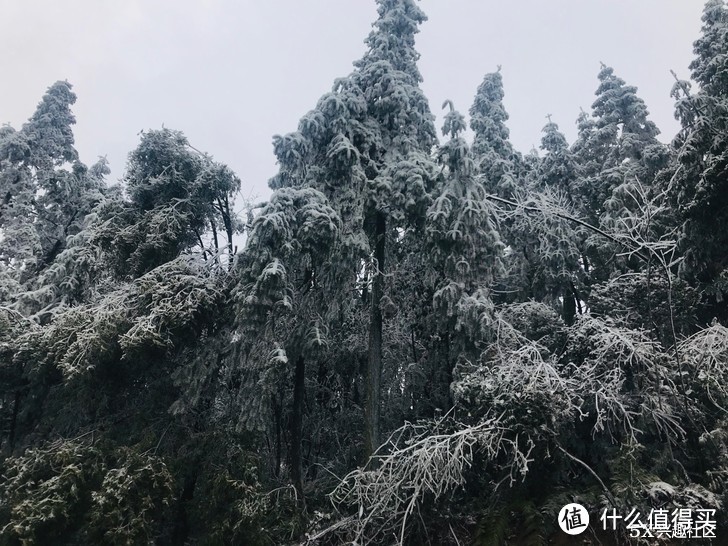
[484,192,651,263]
[556,444,617,508]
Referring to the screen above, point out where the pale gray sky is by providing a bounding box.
[0,1,704,202]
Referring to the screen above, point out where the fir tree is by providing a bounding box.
[573,65,662,220]
[234,186,341,501]
[670,0,728,288]
[0,82,107,317]
[537,116,577,196]
[571,65,667,281]
[522,117,584,323]
[469,68,520,198]
[265,0,439,458]
[426,102,503,393]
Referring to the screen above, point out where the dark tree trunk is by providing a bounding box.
[562,285,577,326]
[40,239,63,270]
[38,210,79,272]
[290,354,306,505]
[170,472,197,545]
[211,220,219,252]
[571,280,584,315]
[365,212,386,459]
[216,196,235,258]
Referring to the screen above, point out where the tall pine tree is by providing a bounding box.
[670,0,728,289]
[424,103,503,408]
[0,82,106,298]
[572,65,666,281]
[469,68,520,198]
[262,0,439,458]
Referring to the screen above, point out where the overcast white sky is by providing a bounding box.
[0,1,705,202]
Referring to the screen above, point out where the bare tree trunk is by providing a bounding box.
[562,284,577,325]
[216,196,235,258]
[365,212,386,459]
[211,220,219,252]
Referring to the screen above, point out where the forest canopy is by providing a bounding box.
[1,1,728,544]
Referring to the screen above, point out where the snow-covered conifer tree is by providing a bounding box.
[571,65,667,281]
[469,68,520,198]
[260,0,439,458]
[670,0,728,288]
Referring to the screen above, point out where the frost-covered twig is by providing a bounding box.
[327,415,524,545]
[556,444,618,508]
[484,191,650,263]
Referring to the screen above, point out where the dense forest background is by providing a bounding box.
[1,0,728,544]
